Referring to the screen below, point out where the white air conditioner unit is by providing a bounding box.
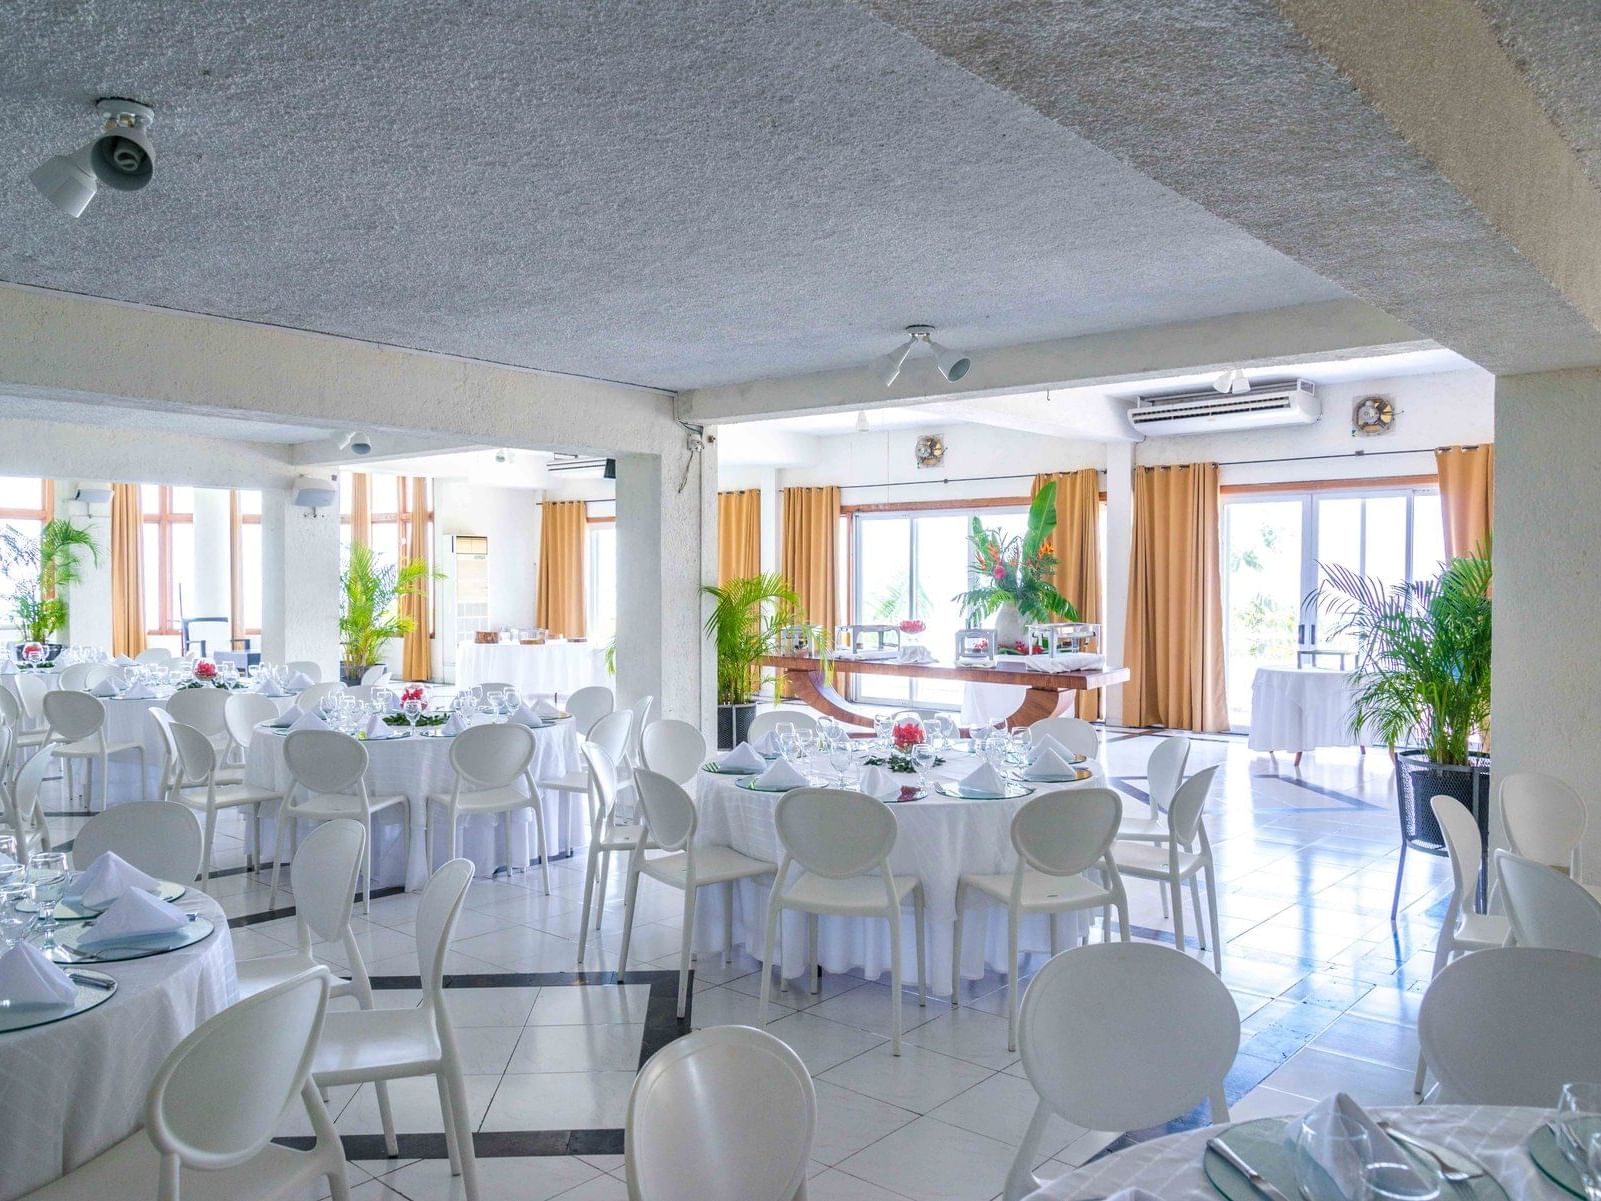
[1129,379,1320,436]
[290,476,337,510]
[546,455,617,478]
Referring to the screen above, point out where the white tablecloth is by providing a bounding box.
[1247,667,1377,753]
[244,716,582,889]
[0,667,59,702]
[455,640,609,699]
[691,749,1106,995]
[1026,1106,1559,1199]
[0,892,237,1200]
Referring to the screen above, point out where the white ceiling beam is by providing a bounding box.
[920,392,1141,443]
[289,433,487,468]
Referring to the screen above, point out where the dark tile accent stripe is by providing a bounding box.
[1254,772,1383,811]
[228,885,407,928]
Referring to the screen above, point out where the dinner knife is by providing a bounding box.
[67,972,114,991]
[1206,1136,1293,1201]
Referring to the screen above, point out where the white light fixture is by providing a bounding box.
[338,431,374,456]
[30,98,156,217]
[876,325,973,387]
[855,411,871,433]
[1213,368,1252,396]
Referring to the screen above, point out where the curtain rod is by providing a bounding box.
[1212,446,1443,468]
[838,471,1043,491]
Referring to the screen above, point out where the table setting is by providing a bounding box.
[690,712,1105,994]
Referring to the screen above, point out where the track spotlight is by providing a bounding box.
[876,340,916,387]
[926,337,972,382]
[876,325,974,387]
[29,98,155,217]
[1213,368,1252,396]
[339,431,374,456]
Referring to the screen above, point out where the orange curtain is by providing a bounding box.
[1436,445,1493,560]
[718,490,762,585]
[536,500,587,638]
[110,482,146,658]
[401,477,432,681]
[781,486,839,633]
[349,471,371,548]
[1032,469,1103,720]
[1124,463,1228,732]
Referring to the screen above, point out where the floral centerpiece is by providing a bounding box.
[891,714,926,750]
[897,618,926,636]
[953,482,1078,646]
[18,642,47,668]
[176,658,246,689]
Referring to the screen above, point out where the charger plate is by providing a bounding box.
[0,970,116,1034]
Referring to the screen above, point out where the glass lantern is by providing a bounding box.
[890,711,927,751]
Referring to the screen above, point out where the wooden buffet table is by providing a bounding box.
[762,653,1128,734]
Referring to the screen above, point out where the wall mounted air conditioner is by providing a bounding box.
[1128,379,1320,436]
[545,455,616,478]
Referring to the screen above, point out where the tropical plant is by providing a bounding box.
[0,519,102,643]
[338,542,441,670]
[1313,552,1492,766]
[701,573,801,705]
[953,483,1078,624]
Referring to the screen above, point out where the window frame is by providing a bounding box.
[141,485,196,638]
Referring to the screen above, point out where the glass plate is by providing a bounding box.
[0,970,116,1034]
[736,776,812,793]
[702,762,759,775]
[1529,1123,1585,1198]
[1015,767,1094,784]
[933,780,1035,800]
[44,914,216,963]
[24,880,186,920]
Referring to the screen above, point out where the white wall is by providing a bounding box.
[432,480,541,678]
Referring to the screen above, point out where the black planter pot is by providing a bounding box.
[1393,749,1491,915]
[14,642,63,664]
[717,702,757,750]
[340,661,374,687]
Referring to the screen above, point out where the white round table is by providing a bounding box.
[1025,1106,1560,1199]
[1248,667,1377,757]
[244,716,582,889]
[691,749,1106,995]
[0,892,236,1201]
[455,640,609,698]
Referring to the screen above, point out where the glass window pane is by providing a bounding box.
[0,519,42,631]
[0,477,43,512]
[587,525,617,642]
[854,517,911,704]
[1316,497,1362,582]
[339,474,355,517]
[911,514,971,707]
[1224,500,1304,728]
[369,523,400,569]
[168,487,194,515]
[1363,496,1407,585]
[1412,494,1445,580]
[237,490,261,518]
[241,524,263,631]
[142,525,161,629]
[368,473,399,518]
[140,485,161,515]
[171,524,196,621]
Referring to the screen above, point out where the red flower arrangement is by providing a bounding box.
[898,619,926,635]
[193,659,217,680]
[21,642,42,658]
[401,685,428,710]
[892,719,925,751]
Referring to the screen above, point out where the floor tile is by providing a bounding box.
[483,1071,639,1130]
[837,1115,1021,1201]
[817,1044,995,1115]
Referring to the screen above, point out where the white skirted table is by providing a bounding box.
[1026,1106,1561,1199]
[244,715,583,888]
[455,640,609,699]
[1248,666,1375,762]
[690,750,1106,996]
[0,892,236,1201]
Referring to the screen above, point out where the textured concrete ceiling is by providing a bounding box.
[0,394,325,444]
[1480,0,1601,181]
[2,0,1348,392]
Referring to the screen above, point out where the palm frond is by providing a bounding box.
[702,573,801,704]
[340,542,443,668]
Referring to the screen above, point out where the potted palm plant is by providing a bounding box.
[0,519,102,660]
[702,573,801,749]
[953,481,1078,650]
[338,542,441,685]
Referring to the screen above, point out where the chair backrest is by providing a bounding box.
[148,705,180,784]
[167,687,232,742]
[640,720,708,785]
[1430,794,1483,917]
[775,788,896,879]
[170,720,219,787]
[57,662,95,691]
[8,743,50,843]
[225,692,280,750]
[284,660,323,684]
[1147,736,1191,812]
[415,858,474,1000]
[0,686,22,727]
[1499,772,1587,873]
[146,968,330,1173]
[1011,787,1122,877]
[296,681,346,711]
[72,801,202,881]
[1019,942,1238,1131]
[288,818,366,945]
[135,648,174,665]
[15,672,51,721]
[359,664,390,686]
[43,689,105,742]
[565,684,615,736]
[581,739,621,818]
[628,694,655,761]
[283,730,369,795]
[449,722,535,789]
[1166,764,1220,846]
[1496,849,1601,956]
[1029,716,1099,759]
[86,664,116,691]
[588,709,634,765]
[633,769,698,852]
[747,709,819,743]
[625,1025,815,1201]
[1418,947,1601,1105]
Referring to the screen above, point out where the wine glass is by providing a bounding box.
[797,729,817,766]
[1580,1132,1601,1201]
[1295,1112,1371,1201]
[1557,1084,1601,1170]
[0,832,17,866]
[912,743,936,788]
[872,714,892,749]
[27,851,69,950]
[0,884,31,950]
[401,696,425,733]
[500,687,520,715]
[1356,1162,1439,1201]
[776,731,800,763]
[828,736,853,787]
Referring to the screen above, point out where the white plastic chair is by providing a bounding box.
[624,1025,815,1201]
[359,665,390,686]
[168,689,243,783]
[619,769,776,1016]
[1418,946,1601,1105]
[169,721,283,888]
[284,660,323,684]
[576,736,657,965]
[759,787,926,1055]
[15,671,53,726]
[224,692,278,769]
[295,681,346,712]
[746,710,819,744]
[71,801,202,883]
[238,819,375,1006]
[274,730,409,914]
[1496,848,1601,956]
[1003,941,1238,1201]
[426,722,551,895]
[564,684,615,736]
[625,694,655,767]
[542,708,633,865]
[134,647,174,665]
[640,719,709,786]
[22,967,347,1201]
[1499,771,1587,879]
[57,662,96,692]
[0,686,48,781]
[1028,715,1099,760]
[953,786,1131,1050]
[1117,735,1191,835]
[6,747,54,859]
[44,689,146,812]
[1112,764,1224,971]
[312,858,480,1199]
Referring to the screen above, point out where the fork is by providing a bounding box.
[1378,1121,1483,1184]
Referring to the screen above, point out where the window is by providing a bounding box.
[337,472,436,643]
[586,519,616,643]
[142,485,196,650]
[0,477,53,639]
[231,490,262,637]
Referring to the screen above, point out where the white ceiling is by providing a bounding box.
[0,394,328,444]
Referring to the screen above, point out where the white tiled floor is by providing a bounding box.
[42,727,1451,1201]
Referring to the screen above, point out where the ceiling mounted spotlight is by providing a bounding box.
[855,411,871,433]
[338,431,374,456]
[1213,368,1252,396]
[875,325,973,387]
[30,98,156,217]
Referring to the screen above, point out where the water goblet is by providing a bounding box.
[828,737,853,786]
[912,743,936,788]
[401,697,425,733]
[1557,1084,1601,1170]
[872,714,893,749]
[0,832,17,865]
[1581,1131,1601,1201]
[777,731,800,763]
[27,851,69,950]
[797,729,818,765]
[0,862,23,891]
[1356,1162,1440,1201]
[500,687,520,714]
[0,884,31,950]
[1295,1112,1371,1201]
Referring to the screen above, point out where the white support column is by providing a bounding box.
[58,483,113,650]
[259,487,341,675]
[1102,441,1134,726]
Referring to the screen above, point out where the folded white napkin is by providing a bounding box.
[857,765,898,800]
[1024,748,1077,781]
[531,698,561,719]
[507,703,546,728]
[716,742,765,772]
[753,731,783,756]
[896,644,936,665]
[78,888,189,948]
[754,758,809,790]
[285,671,315,691]
[256,678,288,697]
[89,678,120,698]
[1028,733,1074,761]
[288,709,329,734]
[362,713,389,739]
[120,683,156,700]
[441,711,470,737]
[268,704,305,729]
[72,851,160,909]
[1291,1092,1428,1197]
[113,654,135,666]
[958,762,1008,796]
[0,942,77,1007]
